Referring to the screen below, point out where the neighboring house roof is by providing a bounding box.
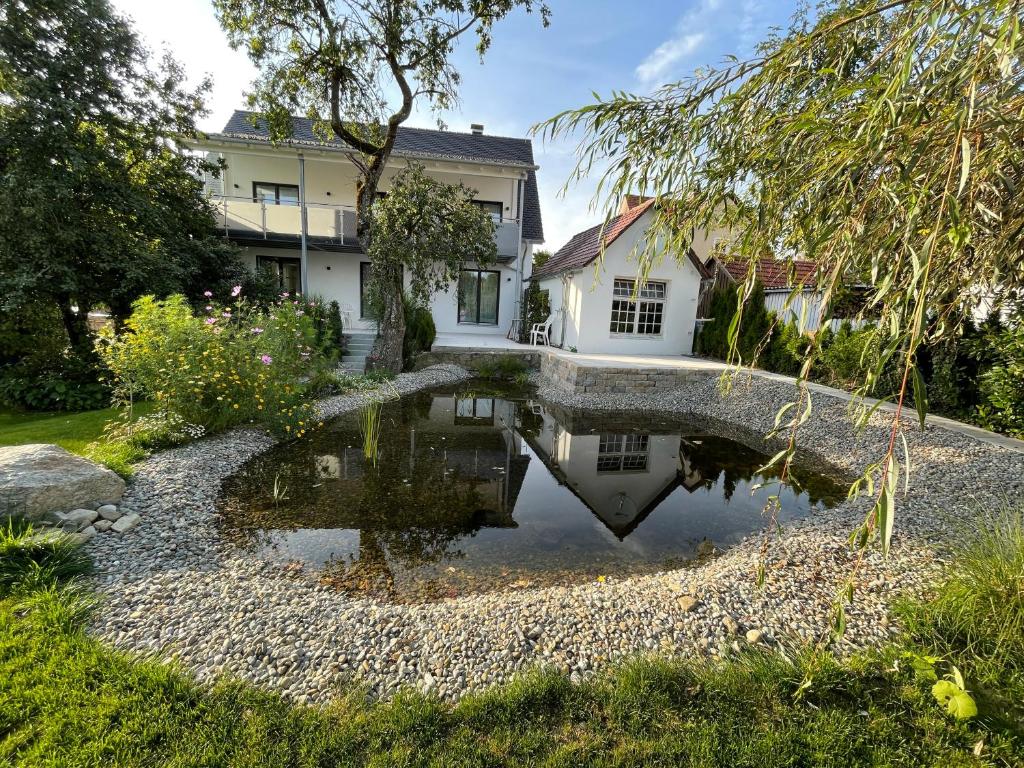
[532,197,708,280]
[210,110,544,242]
[717,258,819,290]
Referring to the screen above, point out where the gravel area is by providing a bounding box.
[84,364,1024,704]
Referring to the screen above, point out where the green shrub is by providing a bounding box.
[763,320,806,375]
[98,291,328,437]
[0,355,109,412]
[972,322,1024,437]
[0,302,110,412]
[817,321,871,390]
[402,294,436,370]
[696,281,773,364]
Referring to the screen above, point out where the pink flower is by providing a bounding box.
[203,290,212,298]
[280,292,290,298]
[205,305,213,312]
[231,285,242,297]
[205,317,217,325]
[260,354,273,365]
[222,311,232,318]
[251,327,264,334]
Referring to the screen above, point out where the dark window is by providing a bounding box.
[256,256,300,294]
[253,182,300,206]
[472,200,503,221]
[458,269,500,325]
[609,278,666,336]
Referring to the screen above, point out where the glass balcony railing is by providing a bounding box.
[208,194,521,257]
[209,195,359,246]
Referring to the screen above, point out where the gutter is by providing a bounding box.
[187,133,540,172]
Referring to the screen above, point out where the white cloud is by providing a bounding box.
[635,33,705,85]
[633,0,725,87]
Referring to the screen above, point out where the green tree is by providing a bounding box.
[214,0,550,373]
[532,249,552,270]
[539,0,1024,566]
[0,0,242,360]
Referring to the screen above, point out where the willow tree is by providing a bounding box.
[215,0,550,373]
[539,1,1024,609]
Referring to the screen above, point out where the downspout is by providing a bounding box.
[512,175,527,341]
[298,153,309,295]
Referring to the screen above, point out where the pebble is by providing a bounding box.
[80,364,1024,704]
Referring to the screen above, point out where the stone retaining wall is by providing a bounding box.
[540,353,715,394]
[413,348,541,371]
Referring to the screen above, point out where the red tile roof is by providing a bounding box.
[534,198,708,280]
[720,258,818,290]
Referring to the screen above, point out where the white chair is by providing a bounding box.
[530,317,552,346]
[338,302,355,327]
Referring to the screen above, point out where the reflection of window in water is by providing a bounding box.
[455,397,495,424]
[597,434,650,473]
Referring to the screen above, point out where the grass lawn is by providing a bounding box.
[1,512,1021,767]
[0,402,156,476]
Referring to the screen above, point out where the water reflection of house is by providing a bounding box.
[527,408,685,538]
[316,395,529,523]
[526,408,734,538]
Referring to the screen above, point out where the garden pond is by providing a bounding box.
[218,382,847,602]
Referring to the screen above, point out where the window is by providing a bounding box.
[256,256,300,294]
[472,200,503,221]
[454,397,495,424]
[609,279,666,336]
[597,434,650,473]
[458,269,500,325]
[253,182,300,206]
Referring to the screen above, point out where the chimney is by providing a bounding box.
[619,194,653,214]
[470,123,484,135]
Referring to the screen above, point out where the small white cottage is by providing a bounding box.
[531,196,724,355]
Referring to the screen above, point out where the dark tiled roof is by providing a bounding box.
[533,199,708,280]
[720,258,818,289]
[218,110,543,242]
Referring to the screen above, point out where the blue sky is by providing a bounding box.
[113,0,800,251]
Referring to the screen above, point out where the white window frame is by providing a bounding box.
[609,278,668,337]
[596,433,650,473]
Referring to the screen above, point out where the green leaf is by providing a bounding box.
[912,366,928,428]
[932,680,978,720]
[958,135,971,195]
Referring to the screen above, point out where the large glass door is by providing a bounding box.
[458,269,500,325]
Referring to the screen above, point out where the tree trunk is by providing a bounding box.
[355,161,405,375]
[57,295,96,363]
[367,263,405,373]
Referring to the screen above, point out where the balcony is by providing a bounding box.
[209,195,522,259]
[210,195,359,248]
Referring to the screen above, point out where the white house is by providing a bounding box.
[188,110,544,367]
[531,196,725,355]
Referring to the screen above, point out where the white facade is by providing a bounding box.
[537,210,721,356]
[192,134,539,341]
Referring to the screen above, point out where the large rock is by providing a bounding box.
[0,444,124,521]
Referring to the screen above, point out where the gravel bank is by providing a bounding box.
[85,364,1024,703]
